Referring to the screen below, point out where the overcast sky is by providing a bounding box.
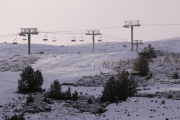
[0,0,180,45]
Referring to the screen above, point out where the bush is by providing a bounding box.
[48,79,62,100]
[161,100,165,104]
[88,98,93,104]
[172,73,179,79]
[43,94,52,104]
[168,94,172,99]
[26,94,34,104]
[18,66,43,93]
[72,90,78,101]
[6,114,25,120]
[133,55,149,76]
[101,69,138,102]
[138,44,157,59]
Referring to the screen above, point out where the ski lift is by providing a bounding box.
[98,36,102,42]
[71,34,76,42]
[22,35,27,41]
[43,33,48,41]
[12,35,17,45]
[79,34,84,42]
[52,33,57,42]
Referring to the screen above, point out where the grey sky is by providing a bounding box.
[0,0,180,45]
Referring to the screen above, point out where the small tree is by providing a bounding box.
[138,43,157,59]
[62,87,71,100]
[18,66,43,93]
[133,55,149,76]
[48,79,62,100]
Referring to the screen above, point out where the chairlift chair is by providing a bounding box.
[71,34,76,42]
[43,33,48,41]
[22,35,27,41]
[79,34,84,42]
[52,33,57,42]
[98,36,102,42]
[12,39,17,45]
[12,35,18,45]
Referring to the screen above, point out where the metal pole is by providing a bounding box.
[136,41,138,52]
[92,31,95,54]
[131,26,133,51]
[28,34,31,55]
[92,31,95,70]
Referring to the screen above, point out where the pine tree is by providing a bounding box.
[48,79,62,100]
[116,69,129,101]
[101,76,117,102]
[133,55,149,76]
[127,76,138,96]
[18,66,43,93]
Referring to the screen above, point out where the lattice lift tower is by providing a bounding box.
[18,28,39,55]
[123,20,141,51]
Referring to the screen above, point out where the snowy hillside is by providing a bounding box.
[0,38,180,120]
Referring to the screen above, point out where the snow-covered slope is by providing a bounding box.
[0,37,180,120]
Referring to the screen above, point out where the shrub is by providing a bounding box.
[26,94,34,104]
[43,94,52,104]
[138,44,157,59]
[72,90,78,101]
[6,114,25,120]
[48,79,62,100]
[133,55,149,76]
[168,94,172,99]
[101,69,138,102]
[88,98,93,104]
[18,66,43,93]
[161,100,165,104]
[172,73,179,79]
